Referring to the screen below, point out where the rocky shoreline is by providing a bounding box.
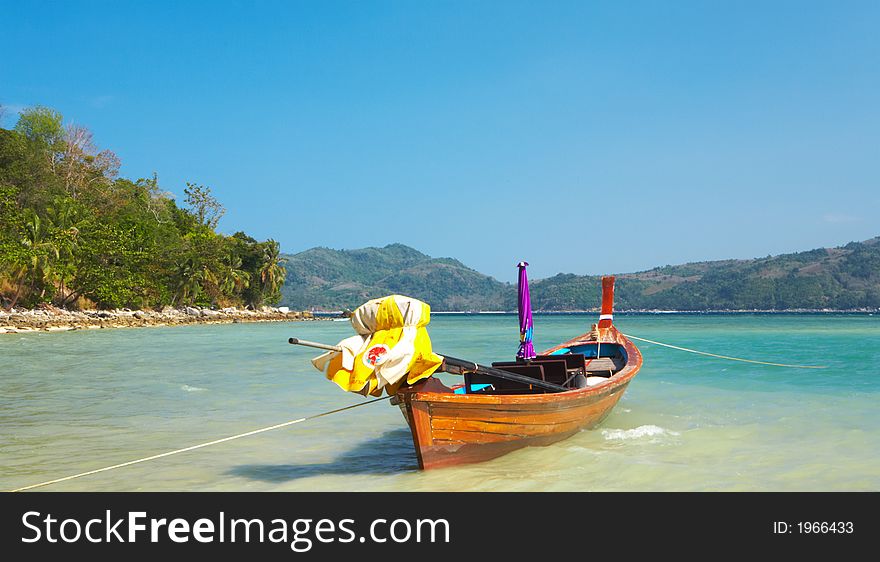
[0,305,323,334]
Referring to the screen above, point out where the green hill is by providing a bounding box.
[533,237,880,311]
[281,238,880,311]
[607,237,880,311]
[279,243,510,311]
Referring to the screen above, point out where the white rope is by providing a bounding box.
[10,396,391,492]
[622,333,827,369]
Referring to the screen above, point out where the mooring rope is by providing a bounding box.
[622,333,827,369]
[10,395,392,492]
[11,331,825,491]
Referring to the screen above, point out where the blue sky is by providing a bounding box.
[2,1,878,282]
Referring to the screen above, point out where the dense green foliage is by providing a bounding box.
[0,106,285,310]
[280,240,880,311]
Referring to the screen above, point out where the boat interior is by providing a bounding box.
[458,341,628,395]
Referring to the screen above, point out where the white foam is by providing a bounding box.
[181,384,207,392]
[601,425,679,441]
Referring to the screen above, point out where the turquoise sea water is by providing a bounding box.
[1,314,878,491]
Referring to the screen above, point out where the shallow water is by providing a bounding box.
[1,314,878,491]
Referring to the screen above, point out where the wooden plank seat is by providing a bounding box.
[583,356,626,377]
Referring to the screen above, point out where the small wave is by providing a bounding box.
[181,384,207,392]
[601,425,679,441]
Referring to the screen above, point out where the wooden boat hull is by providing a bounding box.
[395,326,642,470]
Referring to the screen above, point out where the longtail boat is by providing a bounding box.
[393,276,642,470]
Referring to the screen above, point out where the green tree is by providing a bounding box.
[14,106,65,173]
[183,183,225,228]
[219,254,250,298]
[255,239,286,306]
[45,196,83,306]
[170,230,225,306]
[71,221,149,309]
[11,211,60,307]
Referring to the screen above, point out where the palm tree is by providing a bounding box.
[45,197,81,307]
[14,212,59,307]
[172,257,203,306]
[2,257,28,310]
[257,240,286,303]
[219,255,250,297]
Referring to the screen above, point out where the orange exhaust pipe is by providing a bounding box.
[598,276,615,329]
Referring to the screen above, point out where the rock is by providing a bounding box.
[2,302,331,334]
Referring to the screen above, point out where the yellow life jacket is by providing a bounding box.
[311,295,443,396]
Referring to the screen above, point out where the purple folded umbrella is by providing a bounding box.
[517,261,536,359]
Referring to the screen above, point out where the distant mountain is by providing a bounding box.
[280,238,880,311]
[532,237,880,311]
[279,243,510,311]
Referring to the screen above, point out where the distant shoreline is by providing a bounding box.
[350,309,878,315]
[0,306,328,334]
[4,305,874,334]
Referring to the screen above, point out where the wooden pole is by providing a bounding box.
[288,338,568,392]
[288,337,342,352]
